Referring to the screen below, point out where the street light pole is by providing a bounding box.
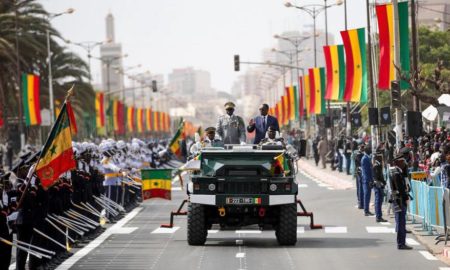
[46,9,74,125]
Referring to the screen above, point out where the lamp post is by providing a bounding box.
[46,8,75,125]
[66,40,108,83]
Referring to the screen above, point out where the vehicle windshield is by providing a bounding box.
[200,152,285,177]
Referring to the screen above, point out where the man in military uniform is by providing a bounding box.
[216,102,246,144]
[259,126,285,147]
[390,154,413,250]
[203,127,223,147]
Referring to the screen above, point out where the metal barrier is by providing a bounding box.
[408,177,445,235]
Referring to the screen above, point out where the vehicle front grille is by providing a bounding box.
[224,181,261,194]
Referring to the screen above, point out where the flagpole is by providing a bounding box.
[366,0,379,153]
[392,0,403,152]
[16,86,75,210]
[344,0,351,138]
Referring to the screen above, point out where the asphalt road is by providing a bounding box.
[50,171,450,270]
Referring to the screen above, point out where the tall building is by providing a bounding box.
[168,67,213,96]
[417,0,449,31]
[100,13,125,97]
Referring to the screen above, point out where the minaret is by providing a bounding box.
[106,12,115,42]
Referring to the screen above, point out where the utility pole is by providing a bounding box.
[366,0,378,153]
[411,0,419,112]
[344,0,351,138]
[392,0,403,151]
[15,1,25,149]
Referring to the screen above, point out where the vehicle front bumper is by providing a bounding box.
[189,194,296,206]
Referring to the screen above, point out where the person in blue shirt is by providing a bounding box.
[361,145,374,216]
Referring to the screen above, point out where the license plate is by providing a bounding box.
[226,197,259,205]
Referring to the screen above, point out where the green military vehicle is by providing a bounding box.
[186,144,299,246]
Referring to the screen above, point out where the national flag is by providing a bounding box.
[285,87,292,122]
[141,169,172,200]
[340,27,368,103]
[136,108,143,133]
[324,45,346,101]
[161,112,166,132]
[35,101,76,190]
[146,108,152,131]
[270,153,289,175]
[95,92,105,128]
[153,111,159,131]
[288,86,296,121]
[311,67,326,115]
[22,73,41,126]
[293,86,299,121]
[127,106,135,132]
[376,2,410,90]
[299,76,305,117]
[66,101,77,135]
[169,119,185,157]
[281,95,288,126]
[304,75,312,116]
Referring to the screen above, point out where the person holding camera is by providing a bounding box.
[373,152,387,222]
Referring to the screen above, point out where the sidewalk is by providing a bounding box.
[298,157,450,266]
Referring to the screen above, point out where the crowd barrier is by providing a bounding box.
[408,177,448,236]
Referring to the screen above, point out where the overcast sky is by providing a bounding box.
[40,0,367,93]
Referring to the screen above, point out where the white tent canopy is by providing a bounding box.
[422,105,438,121]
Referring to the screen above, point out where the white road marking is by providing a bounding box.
[379,222,391,226]
[298,184,308,188]
[439,268,450,270]
[327,187,335,190]
[235,230,261,234]
[297,227,305,233]
[171,187,182,191]
[151,227,180,234]
[405,238,420,246]
[236,239,244,245]
[236,253,246,258]
[318,183,330,187]
[418,251,438,260]
[56,207,143,270]
[366,227,395,233]
[325,226,347,233]
[208,230,219,234]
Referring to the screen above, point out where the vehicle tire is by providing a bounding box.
[276,203,297,245]
[187,203,207,245]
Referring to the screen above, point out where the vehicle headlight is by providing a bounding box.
[208,183,216,191]
[269,183,277,191]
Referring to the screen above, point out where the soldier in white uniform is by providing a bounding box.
[215,102,246,144]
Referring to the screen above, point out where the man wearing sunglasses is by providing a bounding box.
[216,102,246,144]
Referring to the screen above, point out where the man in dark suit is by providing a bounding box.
[247,104,279,144]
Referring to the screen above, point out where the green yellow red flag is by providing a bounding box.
[141,169,172,200]
[340,28,368,103]
[323,45,345,101]
[36,102,76,190]
[22,73,41,126]
[169,119,185,157]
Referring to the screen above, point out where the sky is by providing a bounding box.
[40,0,367,93]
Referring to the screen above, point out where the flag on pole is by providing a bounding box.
[299,76,305,117]
[309,68,327,115]
[168,119,185,157]
[340,27,368,103]
[304,75,312,116]
[281,95,288,126]
[36,101,76,190]
[324,45,346,101]
[376,2,410,90]
[288,86,296,121]
[95,92,105,128]
[141,169,172,200]
[127,106,135,132]
[136,108,143,133]
[22,73,41,126]
[146,108,152,131]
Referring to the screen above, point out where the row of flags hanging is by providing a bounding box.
[95,92,171,135]
[270,1,410,125]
